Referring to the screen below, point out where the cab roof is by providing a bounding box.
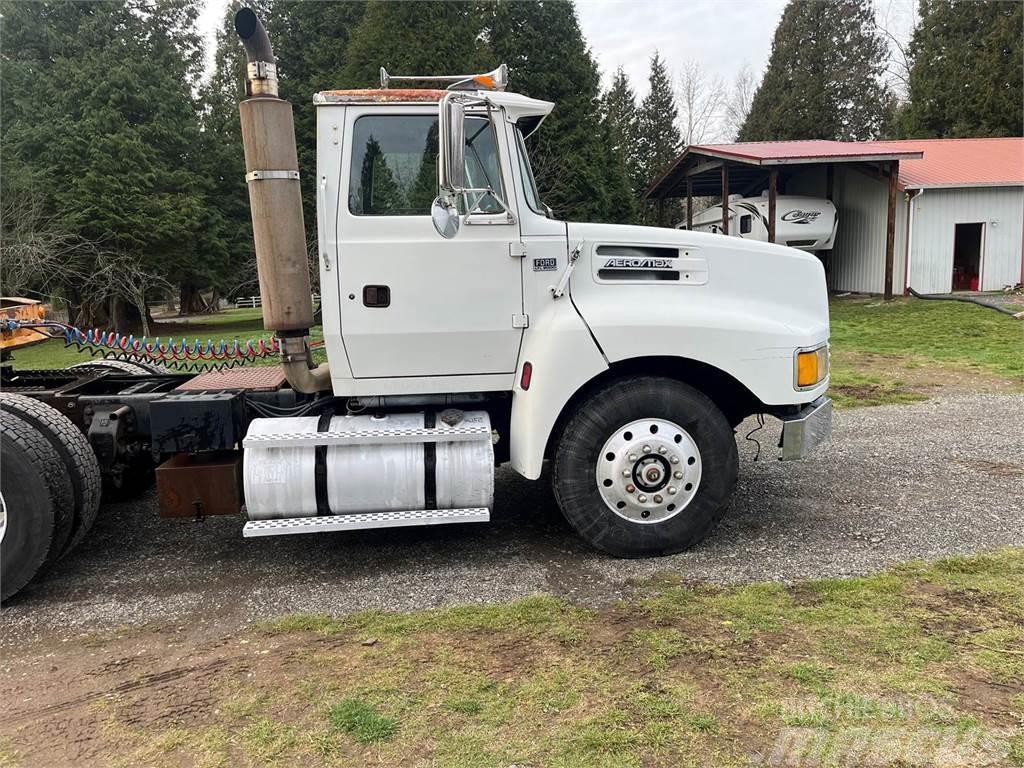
[313,88,554,131]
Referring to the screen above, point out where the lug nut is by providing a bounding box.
[642,445,651,453]
[637,494,648,503]
[670,456,680,464]
[622,469,631,477]
[668,487,676,495]
[653,494,663,503]
[674,471,683,479]
[658,446,667,454]
[628,454,637,462]
[625,484,635,493]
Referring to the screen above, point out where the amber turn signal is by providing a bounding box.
[796,345,829,388]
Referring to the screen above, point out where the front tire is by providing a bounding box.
[552,376,738,557]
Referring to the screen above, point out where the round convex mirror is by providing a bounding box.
[431,196,461,239]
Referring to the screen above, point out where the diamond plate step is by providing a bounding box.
[243,508,490,537]
[242,422,490,449]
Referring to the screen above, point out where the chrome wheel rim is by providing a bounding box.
[595,418,702,524]
[0,490,6,546]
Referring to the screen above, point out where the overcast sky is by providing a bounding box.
[199,0,916,110]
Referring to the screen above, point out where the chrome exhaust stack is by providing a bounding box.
[235,8,330,393]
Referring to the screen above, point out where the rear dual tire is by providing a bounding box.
[0,395,102,601]
[1,414,60,601]
[553,376,737,558]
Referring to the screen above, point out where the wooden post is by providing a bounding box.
[768,170,778,244]
[884,160,899,300]
[721,164,729,235]
[686,178,693,230]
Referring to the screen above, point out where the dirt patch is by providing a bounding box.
[834,350,1022,402]
[960,459,1024,478]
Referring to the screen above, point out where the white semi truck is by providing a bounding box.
[0,9,831,601]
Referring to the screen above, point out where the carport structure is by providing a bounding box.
[646,141,924,299]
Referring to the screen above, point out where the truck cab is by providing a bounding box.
[311,84,831,484]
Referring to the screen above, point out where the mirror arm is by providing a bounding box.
[459,187,516,225]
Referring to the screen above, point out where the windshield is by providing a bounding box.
[514,126,543,215]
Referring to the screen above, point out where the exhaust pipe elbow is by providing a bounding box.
[235,8,278,96]
[279,337,332,394]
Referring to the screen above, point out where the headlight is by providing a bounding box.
[795,343,829,389]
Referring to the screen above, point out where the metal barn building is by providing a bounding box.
[647,137,1024,297]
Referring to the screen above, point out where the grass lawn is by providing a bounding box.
[8,297,1021,408]
[829,296,1023,407]
[16,549,1020,767]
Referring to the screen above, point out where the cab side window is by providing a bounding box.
[740,214,752,234]
[349,115,504,216]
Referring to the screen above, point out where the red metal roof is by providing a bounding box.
[879,138,1024,189]
[648,137,1024,198]
[690,140,923,164]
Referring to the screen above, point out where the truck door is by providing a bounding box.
[337,110,523,379]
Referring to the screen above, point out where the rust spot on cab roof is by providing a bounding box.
[315,88,446,104]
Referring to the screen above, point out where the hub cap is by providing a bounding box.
[595,418,702,524]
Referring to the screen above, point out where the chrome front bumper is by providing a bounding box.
[779,396,832,461]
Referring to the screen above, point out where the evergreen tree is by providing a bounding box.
[343,1,489,86]
[739,0,894,141]
[636,52,681,223]
[1,0,225,323]
[277,0,366,233]
[602,67,644,197]
[487,0,635,222]
[200,0,362,307]
[899,0,1023,138]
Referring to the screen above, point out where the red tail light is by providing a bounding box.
[520,362,533,390]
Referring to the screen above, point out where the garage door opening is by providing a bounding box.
[952,222,984,291]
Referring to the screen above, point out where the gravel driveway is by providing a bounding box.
[2,393,1022,646]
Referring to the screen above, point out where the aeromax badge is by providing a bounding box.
[603,257,675,269]
[533,257,557,271]
[781,209,822,224]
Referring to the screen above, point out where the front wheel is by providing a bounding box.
[552,376,738,558]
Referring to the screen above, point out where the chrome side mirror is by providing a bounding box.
[438,96,465,193]
[431,195,460,239]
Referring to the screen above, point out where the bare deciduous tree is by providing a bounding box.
[725,64,757,140]
[527,135,574,218]
[0,189,94,301]
[676,59,726,146]
[876,0,918,103]
[88,252,174,337]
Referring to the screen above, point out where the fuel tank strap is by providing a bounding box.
[315,411,332,515]
[423,410,437,510]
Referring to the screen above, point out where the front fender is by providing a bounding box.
[509,297,606,480]
[583,299,829,407]
[569,229,830,407]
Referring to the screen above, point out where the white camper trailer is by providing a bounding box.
[679,193,838,252]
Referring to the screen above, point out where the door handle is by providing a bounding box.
[362,285,391,308]
[319,175,331,271]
